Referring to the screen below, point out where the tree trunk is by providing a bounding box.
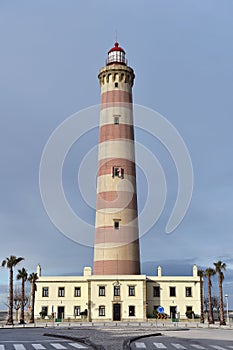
[20,278,25,323]
[218,274,226,325]
[208,276,214,324]
[7,267,14,325]
[29,282,35,323]
[200,277,204,323]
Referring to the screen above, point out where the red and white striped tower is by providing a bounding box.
[93,42,140,275]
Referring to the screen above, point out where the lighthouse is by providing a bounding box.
[93,42,140,275]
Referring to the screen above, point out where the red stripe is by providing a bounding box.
[96,191,137,210]
[98,124,134,143]
[98,158,136,177]
[94,259,140,275]
[94,226,139,244]
[100,101,133,111]
[101,90,132,106]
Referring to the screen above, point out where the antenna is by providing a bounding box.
[116,29,118,43]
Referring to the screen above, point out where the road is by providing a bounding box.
[130,331,233,350]
[0,329,92,350]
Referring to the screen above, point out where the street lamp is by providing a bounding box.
[225,294,229,324]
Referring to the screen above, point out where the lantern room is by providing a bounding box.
[106,42,128,66]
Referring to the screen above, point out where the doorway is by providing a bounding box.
[113,303,121,321]
[170,306,177,318]
[57,306,64,320]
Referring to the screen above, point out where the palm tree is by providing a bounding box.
[28,272,38,323]
[1,255,24,325]
[214,260,226,325]
[198,269,205,323]
[204,267,215,324]
[16,268,28,324]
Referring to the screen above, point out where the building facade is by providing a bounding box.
[35,264,200,321]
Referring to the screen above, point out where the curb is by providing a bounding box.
[123,332,162,350]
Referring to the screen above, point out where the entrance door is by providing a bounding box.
[170,306,177,319]
[113,303,121,321]
[57,306,64,320]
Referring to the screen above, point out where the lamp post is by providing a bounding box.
[225,294,229,324]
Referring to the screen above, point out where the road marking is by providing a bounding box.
[153,343,167,348]
[210,346,228,350]
[13,345,26,350]
[190,345,206,349]
[69,344,88,349]
[171,344,186,350]
[135,343,146,348]
[51,344,67,349]
[0,346,5,350]
[32,345,46,350]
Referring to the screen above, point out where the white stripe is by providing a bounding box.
[190,345,206,349]
[50,344,67,349]
[153,343,167,348]
[95,208,138,227]
[135,343,146,348]
[0,346,5,350]
[32,345,46,350]
[171,344,186,350]
[97,174,136,193]
[210,346,228,350]
[101,83,132,94]
[98,140,135,162]
[13,346,26,350]
[69,344,87,349]
[100,107,133,126]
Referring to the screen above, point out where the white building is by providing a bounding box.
[35,264,200,321]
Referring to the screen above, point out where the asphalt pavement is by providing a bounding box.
[0,329,94,350]
[130,335,233,349]
[0,324,233,350]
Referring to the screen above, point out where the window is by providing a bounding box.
[41,306,48,316]
[58,287,65,297]
[153,286,160,297]
[74,306,80,317]
[99,286,105,296]
[114,285,120,296]
[129,305,135,317]
[112,166,124,179]
[185,287,192,297]
[186,306,193,312]
[170,287,176,297]
[74,287,81,297]
[99,306,105,316]
[42,287,49,297]
[114,220,120,230]
[129,286,135,296]
[114,116,120,124]
[115,82,118,88]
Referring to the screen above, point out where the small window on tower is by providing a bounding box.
[114,116,120,124]
[114,220,120,230]
[112,167,124,179]
[115,82,118,88]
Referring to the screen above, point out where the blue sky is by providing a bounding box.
[0,0,233,309]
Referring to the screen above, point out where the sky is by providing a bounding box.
[0,0,233,309]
